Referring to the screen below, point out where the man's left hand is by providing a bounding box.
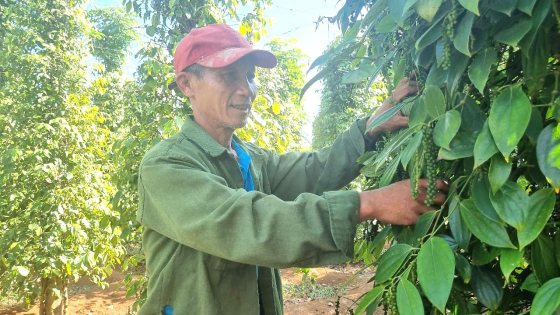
[366,76,419,140]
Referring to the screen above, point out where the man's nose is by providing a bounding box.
[237,76,256,99]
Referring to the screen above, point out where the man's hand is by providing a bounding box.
[367,76,419,140]
[358,179,449,225]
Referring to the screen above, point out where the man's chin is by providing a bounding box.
[224,119,248,130]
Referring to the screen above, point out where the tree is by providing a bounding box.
[237,38,307,153]
[304,0,560,314]
[312,37,383,150]
[0,2,137,313]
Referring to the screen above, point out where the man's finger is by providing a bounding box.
[432,191,447,205]
[435,179,450,193]
[417,178,429,188]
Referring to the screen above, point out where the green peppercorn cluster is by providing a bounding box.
[423,124,438,206]
[411,146,422,201]
[386,285,399,314]
[441,0,458,69]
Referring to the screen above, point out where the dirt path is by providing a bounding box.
[1,264,380,315]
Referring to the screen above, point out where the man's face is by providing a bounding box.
[188,58,258,131]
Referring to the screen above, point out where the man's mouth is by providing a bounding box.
[230,104,251,113]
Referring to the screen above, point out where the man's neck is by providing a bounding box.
[192,115,235,149]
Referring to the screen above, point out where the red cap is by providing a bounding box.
[168,24,277,89]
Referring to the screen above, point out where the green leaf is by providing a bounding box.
[521,273,540,292]
[397,279,424,315]
[460,199,516,249]
[379,156,400,188]
[458,0,480,15]
[526,108,544,144]
[433,110,461,150]
[401,131,423,169]
[426,61,447,87]
[446,51,470,94]
[472,243,501,265]
[417,237,455,313]
[471,267,504,311]
[375,244,413,283]
[438,132,475,160]
[377,14,399,33]
[488,86,532,158]
[488,0,517,15]
[389,0,408,25]
[16,266,29,277]
[519,0,551,54]
[531,278,560,315]
[365,49,398,90]
[300,65,335,101]
[474,120,499,168]
[494,18,533,47]
[414,0,443,22]
[448,195,471,250]
[342,64,376,84]
[307,52,330,74]
[532,234,560,284]
[393,57,407,88]
[518,188,556,249]
[415,23,442,51]
[471,175,504,223]
[460,97,486,133]
[522,31,550,95]
[468,48,497,94]
[517,0,537,15]
[456,254,472,283]
[366,102,406,133]
[423,86,446,119]
[355,286,385,314]
[413,210,438,244]
[500,248,524,281]
[372,226,393,254]
[490,181,529,231]
[404,0,420,14]
[343,20,362,40]
[146,26,156,37]
[409,98,429,128]
[537,124,560,189]
[488,155,512,194]
[556,234,560,268]
[453,12,475,56]
[555,99,560,123]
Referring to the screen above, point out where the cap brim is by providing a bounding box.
[168,81,178,90]
[196,48,277,69]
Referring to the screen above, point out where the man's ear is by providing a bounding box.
[176,72,196,98]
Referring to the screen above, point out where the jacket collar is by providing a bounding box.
[180,116,228,157]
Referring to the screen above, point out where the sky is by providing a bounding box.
[88,0,345,143]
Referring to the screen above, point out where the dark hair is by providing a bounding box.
[182,63,205,79]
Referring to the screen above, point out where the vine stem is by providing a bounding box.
[427,170,477,240]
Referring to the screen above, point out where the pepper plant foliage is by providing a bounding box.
[304,0,560,314]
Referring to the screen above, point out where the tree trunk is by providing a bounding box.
[39,275,68,315]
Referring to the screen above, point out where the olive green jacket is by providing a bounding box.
[137,116,372,315]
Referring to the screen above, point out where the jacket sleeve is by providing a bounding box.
[138,152,360,269]
[264,117,374,201]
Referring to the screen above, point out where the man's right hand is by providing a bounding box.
[358,179,449,225]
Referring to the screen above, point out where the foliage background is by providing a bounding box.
[0,0,308,311]
[304,0,560,314]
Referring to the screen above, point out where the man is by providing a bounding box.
[137,23,448,315]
